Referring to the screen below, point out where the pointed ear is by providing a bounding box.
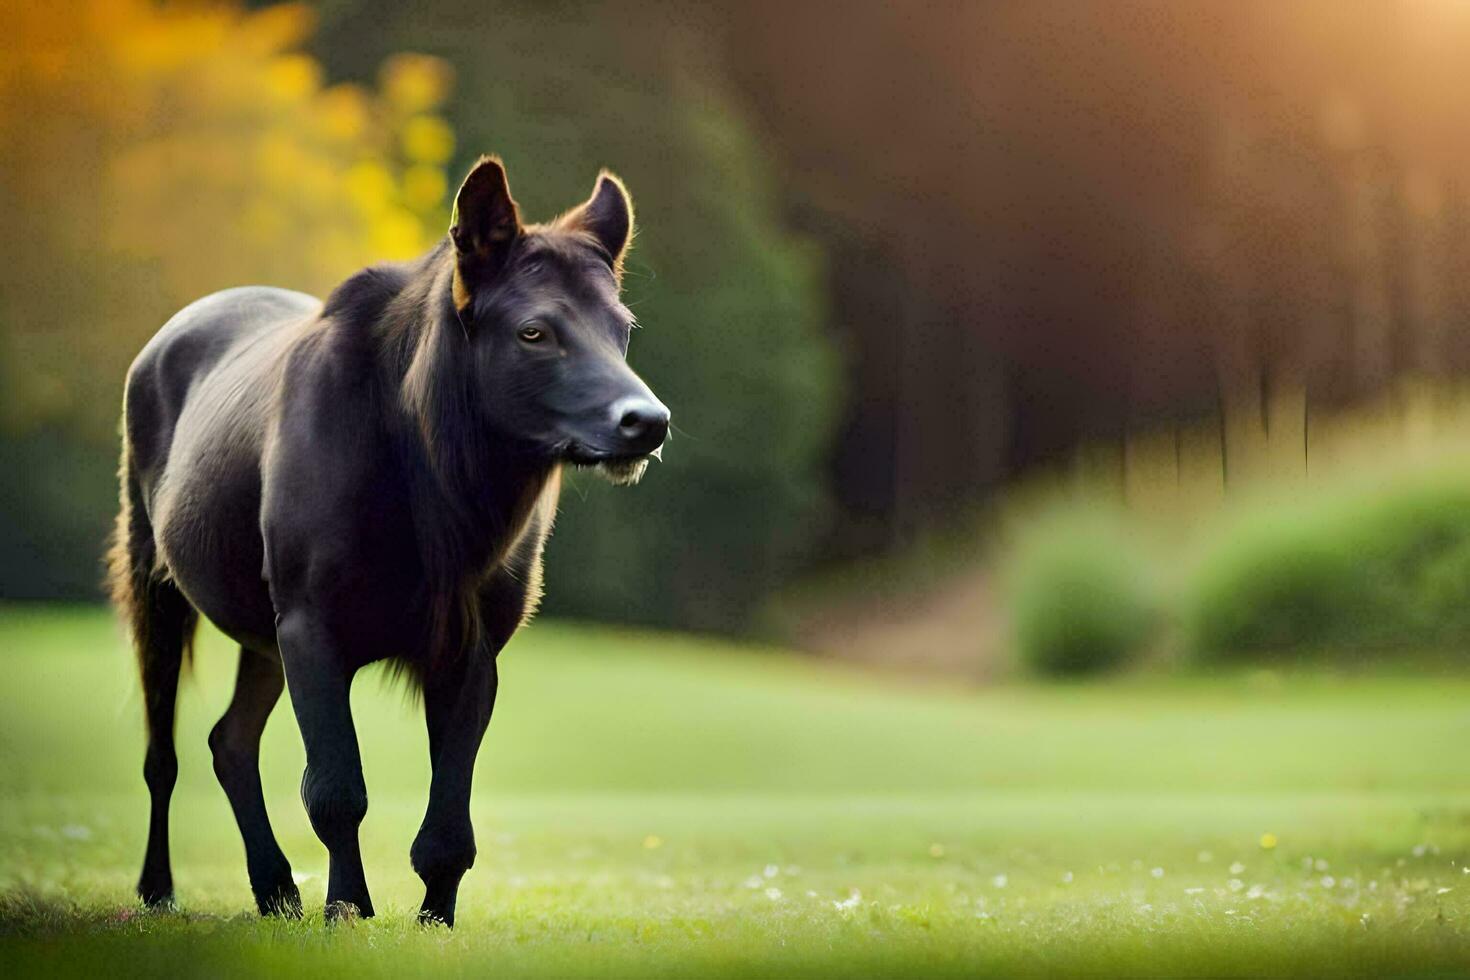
[565,171,634,277]
[450,155,522,304]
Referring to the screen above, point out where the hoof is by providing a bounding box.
[324,899,373,923]
[417,873,462,928]
[256,880,303,918]
[137,877,175,910]
[324,900,358,923]
[417,907,454,929]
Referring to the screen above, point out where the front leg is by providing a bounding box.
[277,612,374,919]
[412,648,498,927]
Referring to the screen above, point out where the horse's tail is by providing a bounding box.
[106,431,197,732]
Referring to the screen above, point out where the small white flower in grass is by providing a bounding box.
[1228,878,1244,892]
[1224,908,1237,916]
[1184,887,1204,895]
[765,887,783,901]
[1151,867,1164,878]
[1437,887,1453,895]
[1413,844,1427,858]
[763,864,779,879]
[1320,875,1336,889]
[806,890,817,898]
[291,871,317,885]
[833,889,862,911]
[1230,861,1246,875]
[1197,850,1214,864]
[1061,871,1074,884]
[60,825,91,841]
[992,874,1008,889]
[1315,858,1329,872]
[1137,903,1153,913]
[744,875,763,889]
[1246,884,1265,899]
[975,911,992,922]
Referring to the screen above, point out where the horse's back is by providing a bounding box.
[124,288,318,475]
[125,286,321,649]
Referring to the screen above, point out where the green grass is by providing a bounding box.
[2,605,1470,977]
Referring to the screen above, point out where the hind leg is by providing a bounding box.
[112,460,197,908]
[210,648,301,916]
[135,583,195,908]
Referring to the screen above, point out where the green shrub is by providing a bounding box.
[1184,467,1470,660]
[1005,504,1159,676]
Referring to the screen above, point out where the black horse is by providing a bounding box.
[106,156,668,926]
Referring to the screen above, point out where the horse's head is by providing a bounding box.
[446,156,668,485]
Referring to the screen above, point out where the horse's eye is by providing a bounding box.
[517,324,545,344]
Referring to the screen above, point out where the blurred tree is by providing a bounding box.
[313,0,841,632]
[0,0,454,597]
[724,0,1470,542]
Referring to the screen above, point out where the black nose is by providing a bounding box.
[610,397,670,454]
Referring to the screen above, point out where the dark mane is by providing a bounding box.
[325,238,551,671]
[320,262,413,324]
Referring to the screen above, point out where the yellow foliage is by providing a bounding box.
[237,3,314,57]
[402,164,449,212]
[317,85,371,143]
[265,54,322,104]
[380,53,455,115]
[402,114,456,165]
[0,0,457,436]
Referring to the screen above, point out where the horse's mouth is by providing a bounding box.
[563,444,661,486]
[593,455,651,486]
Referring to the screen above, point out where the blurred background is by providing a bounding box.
[6,0,1470,679]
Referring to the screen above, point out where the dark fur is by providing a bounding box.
[106,157,667,925]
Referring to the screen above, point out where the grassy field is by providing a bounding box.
[1,605,1469,976]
